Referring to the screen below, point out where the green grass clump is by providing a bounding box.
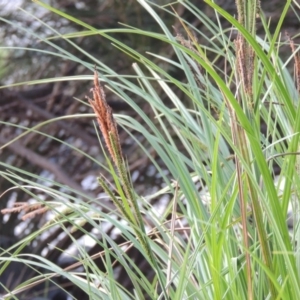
[1,0,300,299]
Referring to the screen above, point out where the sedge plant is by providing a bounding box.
[1,0,300,299]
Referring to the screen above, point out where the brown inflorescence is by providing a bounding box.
[287,32,300,95]
[86,71,122,166]
[1,202,49,221]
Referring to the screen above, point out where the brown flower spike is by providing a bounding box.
[87,71,122,166]
[1,202,49,221]
[87,71,155,270]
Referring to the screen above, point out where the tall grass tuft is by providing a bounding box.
[1,0,300,299]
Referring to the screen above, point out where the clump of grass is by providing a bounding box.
[86,70,167,296]
[1,0,300,299]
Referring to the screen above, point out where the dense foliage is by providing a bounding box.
[1,0,300,299]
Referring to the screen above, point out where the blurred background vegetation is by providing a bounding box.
[0,0,299,299]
